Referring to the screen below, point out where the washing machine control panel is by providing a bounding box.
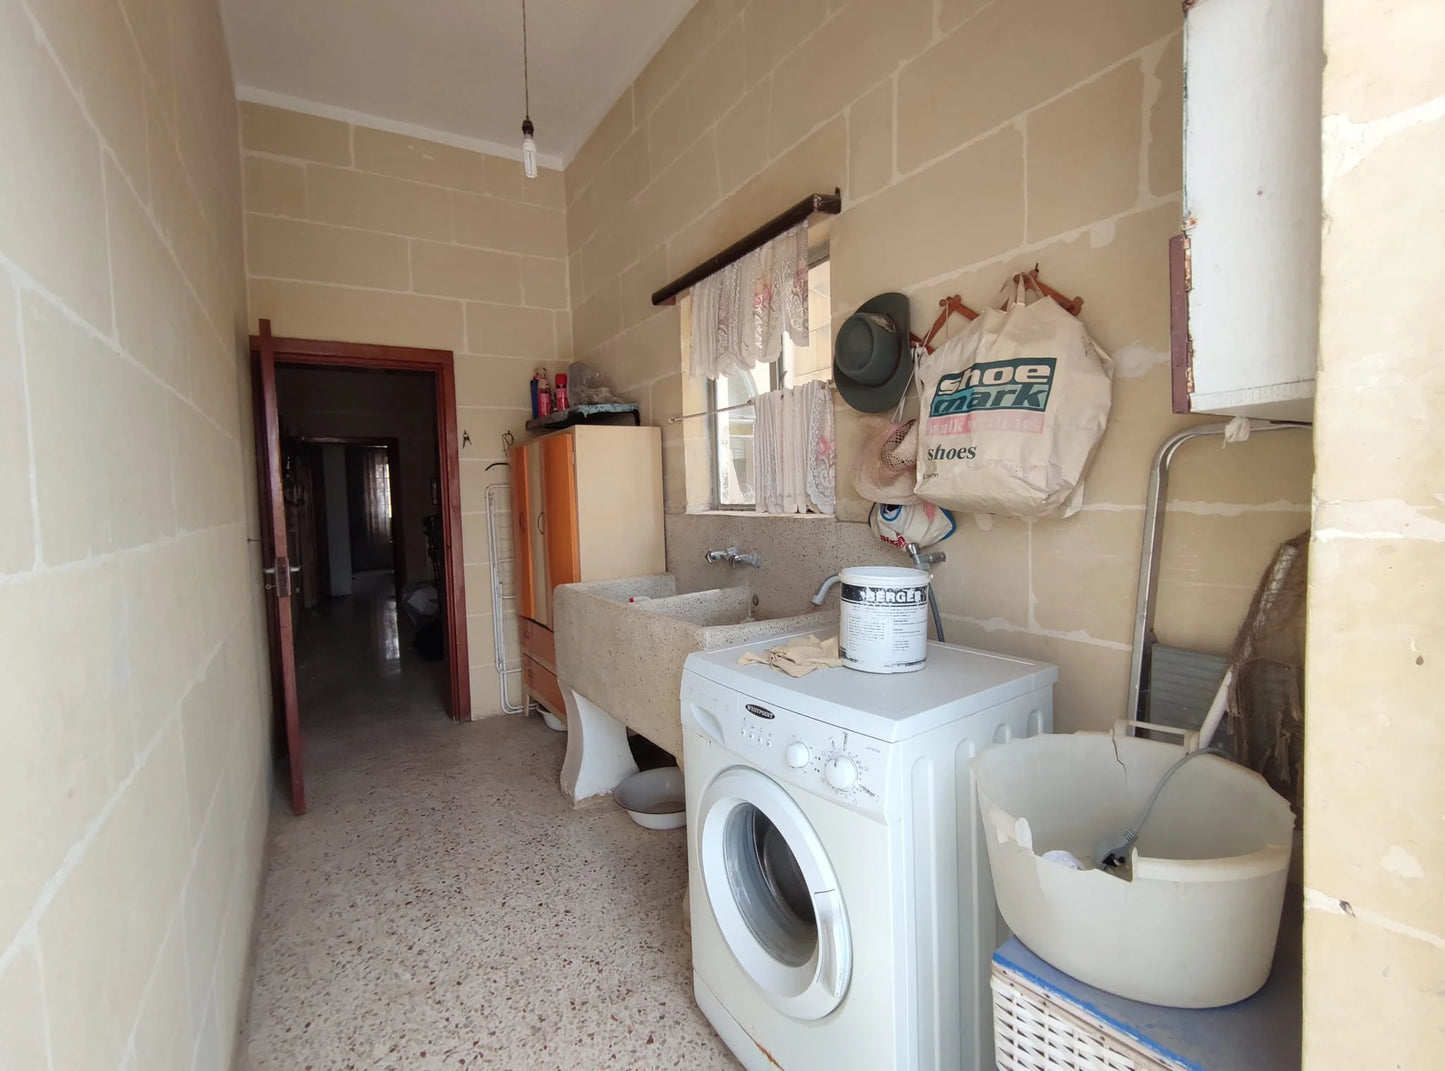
[729,693,889,814]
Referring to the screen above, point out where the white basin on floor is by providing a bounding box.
[551,574,834,801]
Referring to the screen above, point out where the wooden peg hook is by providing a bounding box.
[1015,268,1084,317]
[914,295,980,354]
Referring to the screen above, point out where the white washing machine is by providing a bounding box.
[681,632,1056,1071]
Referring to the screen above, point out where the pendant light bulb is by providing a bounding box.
[518,0,537,180]
[521,118,538,180]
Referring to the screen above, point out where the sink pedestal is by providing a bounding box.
[559,689,639,803]
[552,573,835,802]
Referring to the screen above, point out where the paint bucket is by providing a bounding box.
[838,566,930,673]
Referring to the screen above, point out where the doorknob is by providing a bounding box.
[263,561,302,593]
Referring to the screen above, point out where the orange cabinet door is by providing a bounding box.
[540,432,580,623]
[509,441,536,623]
[525,442,550,624]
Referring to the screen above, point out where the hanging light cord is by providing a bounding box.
[521,0,530,122]
[518,0,537,177]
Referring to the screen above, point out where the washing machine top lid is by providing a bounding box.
[683,632,1058,742]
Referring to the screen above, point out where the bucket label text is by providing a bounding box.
[841,584,929,606]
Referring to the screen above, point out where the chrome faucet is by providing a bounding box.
[703,546,762,568]
[811,573,842,605]
[905,541,946,569]
[905,542,948,644]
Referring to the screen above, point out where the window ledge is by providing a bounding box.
[685,509,836,520]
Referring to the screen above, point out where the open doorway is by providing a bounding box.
[286,437,406,604]
[251,324,469,814]
[275,363,435,608]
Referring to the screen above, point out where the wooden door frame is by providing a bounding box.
[251,320,471,722]
[300,436,406,599]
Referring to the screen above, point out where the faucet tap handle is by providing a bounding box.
[905,541,946,568]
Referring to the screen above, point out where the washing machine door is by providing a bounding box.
[698,766,851,1020]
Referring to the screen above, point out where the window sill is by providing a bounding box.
[684,508,836,520]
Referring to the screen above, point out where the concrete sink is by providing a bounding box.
[551,574,833,801]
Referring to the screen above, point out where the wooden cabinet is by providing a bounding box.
[509,425,665,716]
[540,432,581,611]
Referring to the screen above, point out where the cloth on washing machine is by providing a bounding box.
[737,634,843,677]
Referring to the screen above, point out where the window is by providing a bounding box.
[708,258,832,509]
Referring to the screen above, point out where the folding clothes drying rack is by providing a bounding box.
[485,482,525,715]
[1126,420,1311,733]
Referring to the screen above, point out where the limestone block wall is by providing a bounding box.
[1302,2,1445,1065]
[240,105,571,716]
[563,0,1315,732]
[0,0,271,1067]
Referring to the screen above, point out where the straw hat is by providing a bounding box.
[853,416,921,505]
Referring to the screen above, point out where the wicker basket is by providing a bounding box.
[991,962,1187,1071]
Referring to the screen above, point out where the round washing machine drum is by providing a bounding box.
[698,767,851,1020]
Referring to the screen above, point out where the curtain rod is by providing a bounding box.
[667,380,835,424]
[651,188,843,307]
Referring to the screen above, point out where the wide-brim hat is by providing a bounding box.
[833,292,911,413]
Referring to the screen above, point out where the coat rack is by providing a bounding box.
[1016,267,1084,317]
[908,270,1084,355]
[912,295,980,354]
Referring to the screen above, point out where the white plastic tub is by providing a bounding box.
[973,724,1294,1008]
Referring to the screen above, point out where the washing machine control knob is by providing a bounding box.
[824,753,859,791]
[783,742,811,769]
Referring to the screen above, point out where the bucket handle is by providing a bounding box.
[1113,719,1200,753]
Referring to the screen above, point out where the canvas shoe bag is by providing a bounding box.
[913,280,1112,518]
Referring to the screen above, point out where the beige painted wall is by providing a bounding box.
[1303,3,1445,1065]
[0,0,271,1068]
[275,366,439,585]
[240,105,571,716]
[564,0,1315,733]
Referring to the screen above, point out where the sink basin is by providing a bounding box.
[639,587,834,645]
[550,574,834,800]
[637,587,747,624]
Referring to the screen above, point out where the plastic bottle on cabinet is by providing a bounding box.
[536,370,553,418]
[554,372,570,411]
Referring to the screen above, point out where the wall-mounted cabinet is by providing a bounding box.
[1172,0,1323,421]
[508,425,665,717]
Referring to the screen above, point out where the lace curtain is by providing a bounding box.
[754,380,834,515]
[689,223,810,381]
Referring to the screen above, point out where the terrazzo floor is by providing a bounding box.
[238,578,737,1070]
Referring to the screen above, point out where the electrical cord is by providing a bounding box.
[1094,746,1228,869]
